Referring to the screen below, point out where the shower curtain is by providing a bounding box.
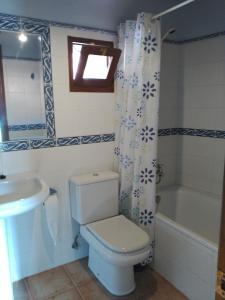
[114,13,161,264]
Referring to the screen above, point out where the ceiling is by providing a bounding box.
[0,0,225,41]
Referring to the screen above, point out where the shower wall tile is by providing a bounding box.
[179,85,225,109]
[158,108,178,129]
[176,136,225,196]
[177,135,225,159]
[181,36,225,66]
[159,36,225,197]
[159,86,178,109]
[175,36,225,196]
[157,136,178,188]
[178,36,225,131]
[178,108,225,130]
[159,42,181,130]
[158,43,181,187]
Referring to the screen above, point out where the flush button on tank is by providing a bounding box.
[93,172,99,176]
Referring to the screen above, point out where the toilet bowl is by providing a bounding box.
[69,171,150,296]
[80,215,150,295]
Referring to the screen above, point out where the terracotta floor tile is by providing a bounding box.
[64,258,94,285]
[26,266,74,300]
[134,269,188,300]
[23,259,187,300]
[13,279,30,300]
[78,278,136,300]
[46,287,82,300]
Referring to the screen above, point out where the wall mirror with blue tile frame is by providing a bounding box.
[0,14,55,143]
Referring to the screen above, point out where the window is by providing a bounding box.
[68,36,121,92]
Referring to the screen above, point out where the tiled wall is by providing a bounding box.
[177,36,225,197]
[50,26,116,138]
[1,26,116,281]
[158,36,225,197]
[157,43,181,188]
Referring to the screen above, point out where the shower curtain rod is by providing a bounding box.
[152,0,195,20]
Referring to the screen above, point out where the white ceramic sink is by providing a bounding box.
[0,173,49,299]
[0,173,49,218]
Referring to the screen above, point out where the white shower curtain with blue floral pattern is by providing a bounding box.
[114,13,161,265]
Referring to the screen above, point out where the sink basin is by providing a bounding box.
[0,173,49,218]
[0,173,49,300]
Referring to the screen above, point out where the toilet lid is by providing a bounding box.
[86,215,150,253]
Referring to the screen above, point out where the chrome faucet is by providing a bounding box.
[156,163,164,184]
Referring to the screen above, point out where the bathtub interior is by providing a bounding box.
[157,186,222,244]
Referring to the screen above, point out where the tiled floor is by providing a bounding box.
[13,258,188,300]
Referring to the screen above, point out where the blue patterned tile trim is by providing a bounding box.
[81,135,101,144]
[0,133,115,152]
[1,128,224,152]
[177,128,225,138]
[8,124,46,131]
[158,128,225,139]
[57,137,81,146]
[0,13,55,139]
[101,133,115,142]
[30,138,56,149]
[158,128,179,136]
[0,140,30,152]
[0,12,116,36]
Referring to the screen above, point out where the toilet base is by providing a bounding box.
[88,246,136,296]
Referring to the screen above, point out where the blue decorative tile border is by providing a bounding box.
[158,128,225,139]
[0,13,55,139]
[0,12,117,37]
[8,124,46,131]
[0,134,115,152]
[1,128,224,152]
[158,128,178,136]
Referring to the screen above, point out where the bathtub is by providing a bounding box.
[154,186,221,300]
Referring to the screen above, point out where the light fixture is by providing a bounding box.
[18,32,28,42]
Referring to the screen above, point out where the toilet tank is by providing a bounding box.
[69,171,119,225]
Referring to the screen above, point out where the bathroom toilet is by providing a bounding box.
[69,171,150,296]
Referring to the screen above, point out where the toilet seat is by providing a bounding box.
[80,215,150,267]
[86,215,150,253]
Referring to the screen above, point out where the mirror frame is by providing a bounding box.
[0,13,55,151]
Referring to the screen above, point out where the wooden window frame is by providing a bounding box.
[68,36,121,93]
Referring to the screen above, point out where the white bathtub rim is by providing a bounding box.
[157,184,221,203]
[155,212,218,254]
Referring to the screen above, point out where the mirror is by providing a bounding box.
[0,31,47,141]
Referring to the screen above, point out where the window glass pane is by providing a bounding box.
[72,44,82,79]
[83,54,112,79]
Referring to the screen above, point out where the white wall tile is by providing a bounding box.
[3,142,114,281]
[2,25,117,281]
[182,36,225,66]
[50,26,117,138]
